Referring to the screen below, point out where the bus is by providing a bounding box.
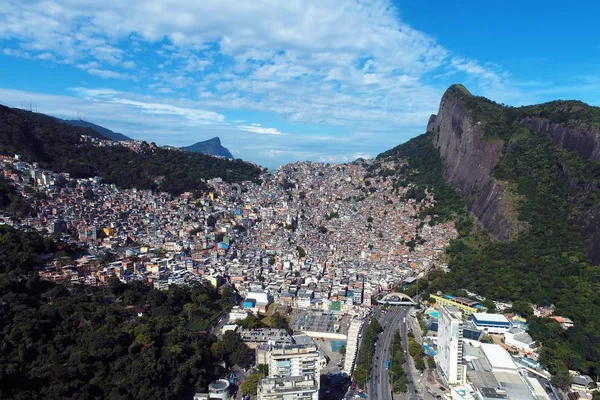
[385,360,390,370]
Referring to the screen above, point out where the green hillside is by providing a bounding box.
[0,105,262,196]
[377,96,600,381]
[0,225,252,399]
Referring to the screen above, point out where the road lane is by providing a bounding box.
[365,306,419,400]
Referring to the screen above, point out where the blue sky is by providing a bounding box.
[0,0,598,168]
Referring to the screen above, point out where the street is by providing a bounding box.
[365,306,419,400]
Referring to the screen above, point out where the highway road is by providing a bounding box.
[366,306,419,400]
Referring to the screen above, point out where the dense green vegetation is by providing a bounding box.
[0,175,33,218]
[377,89,600,380]
[389,330,407,393]
[0,105,262,196]
[0,225,248,399]
[353,318,383,388]
[407,336,425,371]
[239,364,268,396]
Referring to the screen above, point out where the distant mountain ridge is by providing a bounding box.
[0,104,261,195]
[62,119,132,141]
[181,137,234,159]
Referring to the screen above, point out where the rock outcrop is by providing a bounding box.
[429,85,600,263]
[524,117,600,161]
[181,137,234,159]
[428,86,519,240]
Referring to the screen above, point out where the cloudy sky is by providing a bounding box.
[0,1,598,167]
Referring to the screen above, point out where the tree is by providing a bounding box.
[240,365,268,395]
[338,345,346,355]
[510,300,532,318]
[427,356,436,369]
[270,312,292,334]
[83,188,95,200]
[236,314,265,330]
[550,363,572,391]
[297,246,306,258]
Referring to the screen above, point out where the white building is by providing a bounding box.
[504,327,537,352]
[258,375,319,400]
[208,380,231,400]
[471,313,512,334]
[343,319,362,375]
[265,343,324,378]
[296,289,313,309]
[229,306,250,322]
[437,305,466,385]
[257,343,324,400]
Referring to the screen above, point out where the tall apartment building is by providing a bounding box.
[437,305,466,385]
[257,343,324,400]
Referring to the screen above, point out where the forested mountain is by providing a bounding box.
[377,85,600,383]
[182,137,234,159]
[62,119,132,141]
[0,105,262,196]
[0,225,253,399]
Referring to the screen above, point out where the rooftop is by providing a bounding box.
[472,313,510,324]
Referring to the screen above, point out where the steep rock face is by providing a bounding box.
[428,89,517,241]
[524,117,600,161]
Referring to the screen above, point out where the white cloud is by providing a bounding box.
[0,0,524,166]
[110,98,225,123]
[238,124,287,136]
[122,60,136,69]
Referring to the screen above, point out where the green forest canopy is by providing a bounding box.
[0,225,251,400]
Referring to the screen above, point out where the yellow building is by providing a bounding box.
[430,294,480,316]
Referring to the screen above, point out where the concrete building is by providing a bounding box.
[195,379,231,400]
[437,305,466,385]
[464,341,538,400]
[258,375,319,400]
[240,328,293,349]
[257,342,324,400]
[504,327,537,352]
[265,343,324,378]
[208,379,231,400]
[471,313,512,334]
[229,306,250,322]
[343,319,362,374]
[430,294,482,316]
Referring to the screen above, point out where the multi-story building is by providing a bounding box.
[265,343,323,378]
[437,305,466,385]
[430,293,482,316]
[258,376,319,400]
[257,343,324,400]
[471,313,512,334]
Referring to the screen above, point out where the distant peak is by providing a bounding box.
[181,136,233,159]
[445,84,472,97]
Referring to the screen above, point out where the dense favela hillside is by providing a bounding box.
[0,105,262,196]
[377,84,600,385]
